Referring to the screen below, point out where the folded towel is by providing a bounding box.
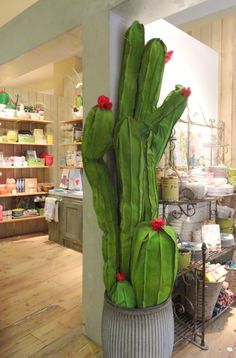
[54,201,59,223]
[44,197,58,222]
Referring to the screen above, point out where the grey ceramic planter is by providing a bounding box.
[102,295,174,358]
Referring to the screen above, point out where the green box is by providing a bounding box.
[18,135,35,144]
[37,208,44,216]
[27,158,45,167]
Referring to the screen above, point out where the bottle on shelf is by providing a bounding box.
[0,205,3,221]
[16,179,20,193]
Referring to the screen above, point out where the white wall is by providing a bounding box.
[145,19,218,123]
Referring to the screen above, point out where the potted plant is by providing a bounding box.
[82,21,191,358]
[0,90,17,117]
[24,104,45,120]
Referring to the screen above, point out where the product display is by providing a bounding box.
[0,100,53,231]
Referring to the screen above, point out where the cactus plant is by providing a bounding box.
[131,218,178,308]
[82,21,191,308]
[0,89,10,105]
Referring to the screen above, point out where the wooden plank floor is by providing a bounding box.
[1,234,236,357]
[0,234,101,357]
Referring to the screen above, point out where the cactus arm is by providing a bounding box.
[83,159,118,294]
[82,103,119,295]
[143,85,188,137]
[82,106,114,160]
[114,117,145,279]
[150,88,188,165]
[117,21,144,124]
[141,86,188,220]
[135,39,166,126]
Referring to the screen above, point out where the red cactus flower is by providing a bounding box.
[0,89,5,93]
[165,50,173,63]
[151,218,166,231]
[97,95,112,110]
[116,272,126,281]
[181,87,191,97]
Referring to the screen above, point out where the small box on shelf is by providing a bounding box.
[25,178,38,193]
[27,158,45,167]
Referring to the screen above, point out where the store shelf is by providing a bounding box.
[0,192,47,198]
[60,118,83,124]
[0,117,53,124]
[0,142,53,146]
[59,142,82,146]
[174,243,236,351]
[59,165,83,169]
[1,215,45,224]
[174,297,236,347]
[0,166,52,169]
[160,194,236,205]
[177,244,236,278]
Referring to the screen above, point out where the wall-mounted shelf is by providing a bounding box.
[1,215,45,224]
[60,119,83,124]
[59,165,83,170]
[59,142,82,146]
[0,166,52,169]
[0,117,53,124]
[0,142,53,146]
[0,192,47,198]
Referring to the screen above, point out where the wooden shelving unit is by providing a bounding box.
[0,117,53,124]
[60,118,83,124]
[59,165,83,169]
[0,166,52,169]
[1,215,45,224]
[0,192,47,198]
[59,142,82,146]
[0,113,54,234]
[0,142,53,146]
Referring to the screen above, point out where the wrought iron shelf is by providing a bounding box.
[174,297,236,348]
[176,244,236,278]
[160,195,236,206]
[160,194,236,219]
[174,243,236,350]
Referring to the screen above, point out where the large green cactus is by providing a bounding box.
[82,21,190,308]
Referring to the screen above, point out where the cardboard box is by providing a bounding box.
[25,178,38,193]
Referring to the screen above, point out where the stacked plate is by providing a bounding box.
[167,212,185,235]
[220,233,235,248]
[207,184,233,196]
[208,166,227,178]
[190,202,209,223]
[180,218,203,242]
[192,229,202,243]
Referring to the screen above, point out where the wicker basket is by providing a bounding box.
[186,278,224,321]
[226,268,236,293]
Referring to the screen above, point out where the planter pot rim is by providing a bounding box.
[104,292,172,316]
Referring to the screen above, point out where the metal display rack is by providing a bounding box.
[159,197,236,350]
[173,243,236,350]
